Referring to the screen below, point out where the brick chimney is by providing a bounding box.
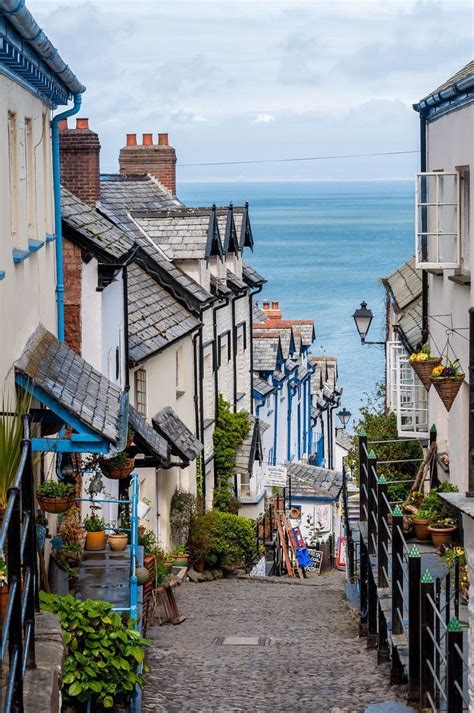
[262,300,282,321]
[59,118,101,207]
[119,132,177,194]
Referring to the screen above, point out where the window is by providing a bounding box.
[218,332,231,366]
[135,369,147,416]
[25,118,36,238]
[236,322,247,352]
[389,342,429,438]
[176,345,184,396]
[458,167,470,273]
[415,172,460,269]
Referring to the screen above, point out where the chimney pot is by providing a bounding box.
[158,133,169,146]
[126,133,137,146]
[58,119,68,132]
[272,301,279,309]
[263,300,270,308]
[142,133,153,146]
[76,118,89,130]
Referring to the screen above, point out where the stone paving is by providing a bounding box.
[143,572,411,712]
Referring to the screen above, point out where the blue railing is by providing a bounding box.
[0,414,38,713]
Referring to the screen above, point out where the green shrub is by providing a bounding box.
[213,395,250,512]
[188,510,255,569]
[37,481,76,498]
[40,592,149,710]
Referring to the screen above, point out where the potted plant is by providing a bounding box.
[441,546,468,601]
[0,555,8,625]
[36,480,76,514]
[83,509,107,551]
[428,517,458,548]
[172,544,189,568]
[430,360,465,411]
[408,346,441,390]
[98,450,135,480]
[412,502,439,540]
[164,552,174,573]
[108,525,128,552]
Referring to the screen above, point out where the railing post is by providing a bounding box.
[367,450,377,556]
[430,424,440,488]
[420,569,435,711]
[377,475,388,588]
[391,504,404,636]
[359,538,368,637]
[367,564,378,649]
[21,435,37,669]
[7,485,24,708]
[408,545,421,703]
[447,617,463,713]
[358,429,368,522]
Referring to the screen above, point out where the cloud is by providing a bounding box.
[254,114,276,123]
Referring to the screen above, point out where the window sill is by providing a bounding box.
[46,234,56,243]
[12,238,46,264]
[448,273,471,286]
[236,392,246,402]
[424,268,444,276]
[203,418,215,430]
[176,390,186,400]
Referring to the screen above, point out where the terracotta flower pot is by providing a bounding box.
[0,585,8,626]
[413,518,431,541]
[172,555,189,568]
[108,533,128,552]
[100,457,135,480]
[36,494,75,514]
[85,531,106,551]
[428,524,457,548]
[430,375,465,412]
[410,358,441,390]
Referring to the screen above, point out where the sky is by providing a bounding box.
[30,0,473,181]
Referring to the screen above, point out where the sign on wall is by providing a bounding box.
[306,549,323,574]
[262,464,287,487]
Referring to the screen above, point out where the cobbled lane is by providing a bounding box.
[143,573,410,712]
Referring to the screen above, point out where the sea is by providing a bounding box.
[180,180,415,430]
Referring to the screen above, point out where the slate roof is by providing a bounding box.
[398,297,422,349]
[99,175,211,305]
[242,261,266,286]
[235,415,263,476]
[336,429,353,452]
[253,336,283,372]
[226,270,247,293]
[128,405,169,462]
[131,208,223,261]
[61,187,132,260]
[253,325,296,359]
[382,257,421,313]
[253,376,274,397]
[252,302,267,323]
[233,206,254,249]
[15,325,126,445]
[127,262,200,364]
[152,406,203,462]
[210,274,232,297]
[253,319,314,348]
[419,61,474,103]
[309,356,338,396]
[287,462,343,499]
[217,209,239,253]
[297,365,310,381]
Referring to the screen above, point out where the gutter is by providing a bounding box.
[51,93,83,341]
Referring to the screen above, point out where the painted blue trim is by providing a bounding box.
[31,437,108,453]
[287,381,293,462]
[297,401,301,460]
[28,238,44,252]
[51,93,82,342]
[46,233,56,242]
[12,249,30,264]
[0,271,5,281]
[130,472,139,625]
[291,495,339,503]
[273,385,279,466]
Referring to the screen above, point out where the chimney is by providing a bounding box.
[119,132,177,194]
[263,299,282,321]
[59,117,101,207]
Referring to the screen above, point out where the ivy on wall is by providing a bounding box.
[213,395,250,513]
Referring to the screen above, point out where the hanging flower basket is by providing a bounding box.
[430,361,464,411]
[98,454,135,480]
[408,348,441,391]
[36,482,77,514]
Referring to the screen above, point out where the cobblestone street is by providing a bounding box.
[143,572,411,712]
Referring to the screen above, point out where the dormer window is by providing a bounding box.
[415,172,460,270]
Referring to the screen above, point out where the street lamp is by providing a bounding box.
[337,407,351,430]
[352,301,384,345]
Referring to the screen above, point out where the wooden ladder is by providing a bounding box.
[281,513,305,580]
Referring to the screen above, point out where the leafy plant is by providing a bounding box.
[83,511,106,533]
[99,450,132,468]
[213,395,250,513]
[170,488,196,546]
[0,555,7,586]
[37,481,76,499]
[346,384,423,501]
[40,592,149,709]
[0,388,32,510]
[188,509,255,569]
[173,544,188,556]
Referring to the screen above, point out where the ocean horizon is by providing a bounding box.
[180,180,415,431]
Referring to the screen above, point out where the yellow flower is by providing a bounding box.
[431,365,444,377]
[418,353,429,362]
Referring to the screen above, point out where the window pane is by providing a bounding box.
[438,204,458,235]
[438,173,457,204]
[417,204,438,235]
[418,234,438,264]
[439,234,458,264]
[418,173,437,204]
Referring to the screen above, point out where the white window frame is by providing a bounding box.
[135,369,147,416]
[390,341,429,439]
[415,171,460,270]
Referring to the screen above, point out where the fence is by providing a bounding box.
[344,430,469,711]
[0,414,38,713]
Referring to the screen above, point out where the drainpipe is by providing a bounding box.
[249,285,263,416]
[231,296,237,411]
[213,295,230,422]
[51,93,82,342]
[320,413,325,466]
[302,377,307,456]
[297,398,301,461]
[198,324,205,504]
[192,329,201,441]
[273,383,280,466]
[287,379,294,462]
[420,112,429,345]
